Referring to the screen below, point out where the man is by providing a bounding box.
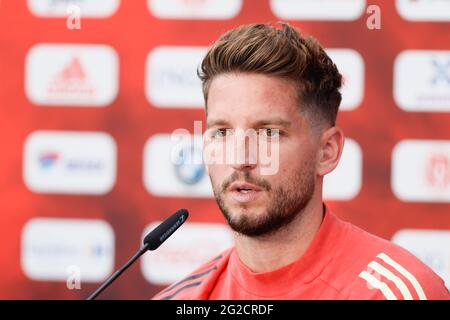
[153,23,449,300]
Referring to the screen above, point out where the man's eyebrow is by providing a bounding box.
[206,119,230,128]
[253,118,292,127]
[206,118,292,128]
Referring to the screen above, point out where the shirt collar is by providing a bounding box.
[229,204,344,297]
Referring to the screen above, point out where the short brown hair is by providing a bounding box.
[198,23,343,126]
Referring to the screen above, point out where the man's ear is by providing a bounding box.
[316,126,345,177]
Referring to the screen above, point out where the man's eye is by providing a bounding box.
[259,128,280,138]
[213,128,231,138]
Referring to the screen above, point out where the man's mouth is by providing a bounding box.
[227,182,263,203]
[229,181,263,192]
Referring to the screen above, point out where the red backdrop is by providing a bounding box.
[0,0,449,299]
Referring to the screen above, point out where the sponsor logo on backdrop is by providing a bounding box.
[324,138,362,200]
[396,0,450,21]
[25,44,119,106]
[21,218,114,282]
[146,46,206,108]
[173,144,206,185]
[144,133,212,197]
[426,154,450,191]
[47,56,96,99]
[39,151,59,169]
[326,49,365,111]
[27,0,120,18]
[148,0,241,19]
[141,222,233,284]
[394,50,450,112]
[392,229,450,289]
[392,140,450,202]
[270,0,366,21]
[24,131,117,195]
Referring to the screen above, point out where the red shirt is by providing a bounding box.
[153,205,450,300]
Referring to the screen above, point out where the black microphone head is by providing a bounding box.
[143,208,189,251]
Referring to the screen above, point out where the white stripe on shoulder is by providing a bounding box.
[377,253,427,300]
[358,270,398,300]
[368,261,413,300]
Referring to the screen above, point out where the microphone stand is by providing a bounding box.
[87,243,150,300]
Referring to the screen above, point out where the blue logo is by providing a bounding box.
[431,58,450,86]
[38,151,59,169]
[173,145,205,185]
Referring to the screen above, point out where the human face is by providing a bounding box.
[205,73,320,237]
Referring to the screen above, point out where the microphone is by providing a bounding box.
[87,208,189,300]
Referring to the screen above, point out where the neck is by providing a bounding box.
[234,188,325,273]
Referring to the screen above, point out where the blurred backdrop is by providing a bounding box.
[0,0,449,299]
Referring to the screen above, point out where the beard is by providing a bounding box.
[211,162,316,238]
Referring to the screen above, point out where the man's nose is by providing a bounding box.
[228,132,258,171]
